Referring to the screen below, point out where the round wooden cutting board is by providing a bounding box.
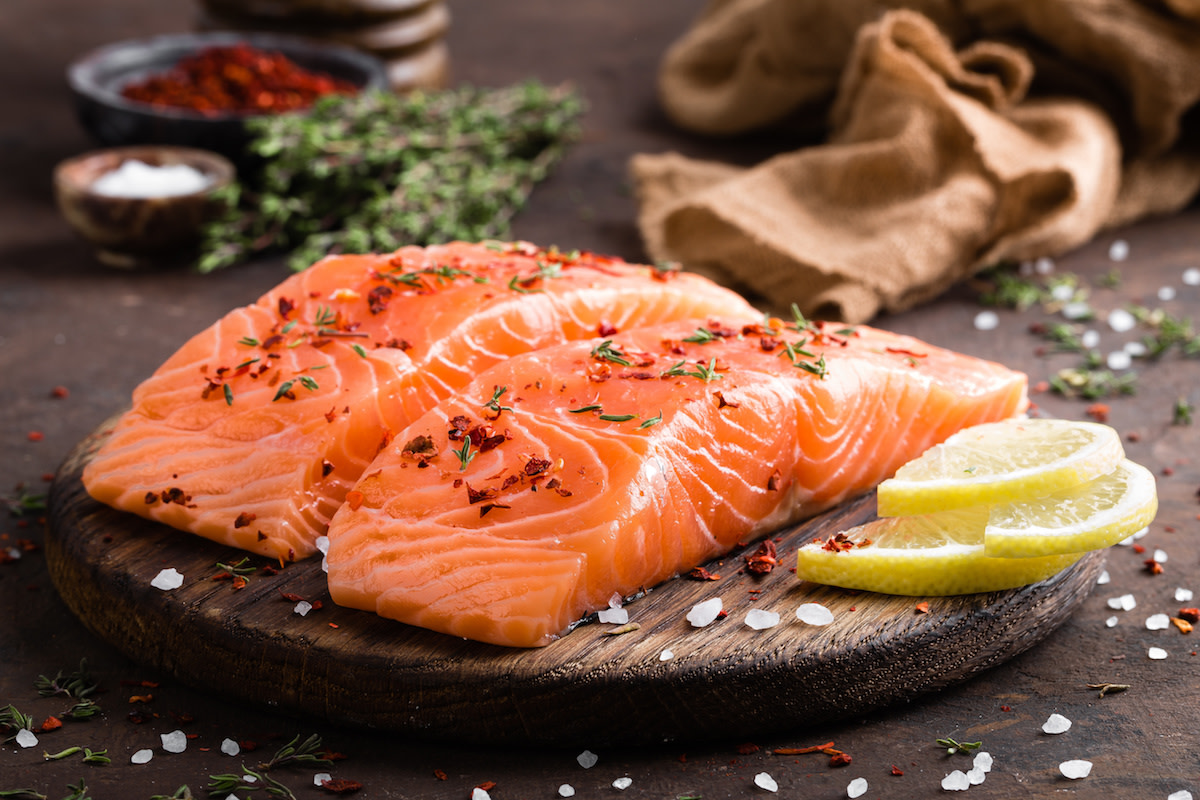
[45,421,1105,747]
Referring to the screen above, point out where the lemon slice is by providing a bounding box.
[795,510,1084,596]
[984,459,1157,558]
[876,418,1124,517]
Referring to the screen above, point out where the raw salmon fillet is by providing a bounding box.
[325,317,1029,647]
[82,243,758,561]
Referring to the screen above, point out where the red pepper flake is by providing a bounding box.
[890,764,904,776]
[234,512,257,528]
[127,710,152,724]
[1132,543,1146,554]
[278,297,296,319]
[745,540,777,575]
[773,741,835,755]
[144,491,160,505]
[433,769,447,781]
[1085,403,1110,423]
[39,716,63,732]
[885,347,927,359]
[27,431,43,442]
[819,532,864,553]
[466,484,497,505]
[597,321,618,337]
[828,751,852,767]
[1000,704,1012,712]
[1127,431,1142,442]
[51,386,69,398]
[231,575,247,590]
[1179,608,1200,623]
[367,285,393,315]
[914,601,930,614]
[319,778,363,794]
[1172,617,1194,634]
[736,743,760,755]
[447,417,472,441]
[688,566,721,581]
[524,457,552,477]
[1163,466,1175,476]
[345,491,364,511]
[128,694,154,704]
[1144,558,1164,575]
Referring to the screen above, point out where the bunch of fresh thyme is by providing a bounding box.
[197,81,584,273]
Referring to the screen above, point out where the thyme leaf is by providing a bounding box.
[35,660,96,700]
[590,340,632,367]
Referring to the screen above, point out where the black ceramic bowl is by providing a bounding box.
[68,32,389,160]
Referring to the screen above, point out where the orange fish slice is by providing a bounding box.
[82,243,759,561]
[325,318,1028,647]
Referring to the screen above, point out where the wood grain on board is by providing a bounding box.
[45,420,1105,746]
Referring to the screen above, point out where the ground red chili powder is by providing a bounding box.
[120,43,359,115]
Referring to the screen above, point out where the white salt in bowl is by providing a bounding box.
[53,144,234,269]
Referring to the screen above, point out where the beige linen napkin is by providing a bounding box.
[633,1,1200,322]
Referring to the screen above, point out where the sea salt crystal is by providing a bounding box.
[941,770,970,791]
[1097,570,1110,585]
[796,603,834,626]
[15,729,37,748]
[294,600,313,617]
[1184,268,1200,286]
[472,788,491,800]
[92,159,213,198]
[659,649,674,661]
[1177,588,1194,602]
[161,729,188,753]
[1149,646,1169,660]
[1155,549,1169,563]
[314,773,332,786]
[1108,240,1130,262]
[131,749,153,764]
[1062,301,1092,320]
[745,609,781,630]
[220,738,239,756]
[152,568,184,591]
[1106,594,1137,611]
[1050,284,1076,302]
[687,597,723,628]
[316,535,330,572]
[753,772,778,792]
[1168,791,1194,800]
[1147,613,1171,631]
[1159,286,1177,302]
[1034,256,1056,274]
[847,777,868,798]
[1107,350,1132,371]
[966,767,987,785]
[558,784,575,797]
[1106,616,1119,628]
[598,607,629,624]
[1060,759,1093,779]
[1080,329,1100,349]
[577,750,598,769]
[1104,307,1132,331]
[1124,341,1147,357]
[243,775,258,784]
[5,547,20,562]
[1042,713,1072,734]
[974,752,993,773]
[612,777,633,790]
[973,310,999,331]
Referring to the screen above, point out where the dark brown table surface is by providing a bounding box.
[4,1,1200,797]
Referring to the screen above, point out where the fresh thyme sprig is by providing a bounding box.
[36,660,97,700]
[936,737,982,755]
[197,82,584,273]
[590,340,632,367]
[483,386,513,417]
[0,705,34,741]
[207,735,332,799]
[1,488,46,518]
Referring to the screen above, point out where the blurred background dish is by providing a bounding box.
[53,145,236,269]
[67,32,389,160]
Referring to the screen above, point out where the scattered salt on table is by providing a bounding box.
[1080,329,1100,349]
[1096,570,1110,585]
[753,772,778,792]
[558,783,575,797]
[687,597,723,628]
[91,159,212,198]
[659,649,673,661]
[313,773,332,786]
[220,738,239,756]
[1060,759,1093,779]
[598,607,628,624]
[152,568,184,591]
[966,766,987,785]
[161,729,188,753]
[1168,791,1195,800]
[1106,594,1136,611]
[1106,616,1119,628]
[612,777,632,790]
[1159,286,1177,302]
[1124,341,1147,357]
[131,749,153,764]
[1154,549,1169,563]
[1108,240,1130,262]
[744,609,780,630]
[1184,268,1200,287]
[1050,284,1075,302]
[1107,351,1132,370]
[1034,256,1056,274]
[973,311,999,331]
[1042,713,1072,734]
[1062,301,1092,320]
[577,750,598,769]
[973,752,993,773]
[471,788,491,800]
[795,603,834,626]
[1177,588,1194,602]
[1147,613,1171,631]
[941,770,970,791]
[15,729,37,748]
[847,777,868,798]
[1148,646,1169,660]
[294,600,313,617]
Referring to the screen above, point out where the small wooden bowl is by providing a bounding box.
[53,145,235,269]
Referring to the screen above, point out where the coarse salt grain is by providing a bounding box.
[1035,256,1056,274]
[1108,240,1130,262]
[1147,613,1171,631]
[1159,286,1177,302]
[472,788,491,800]
[316,535,330,572]
[687,597,723,628]
[15,729,37,748]
[152,568,184,591]
[294,600,313,617]
[974,752,993,773]
[1168,791,1194,800]
[1062,301,1092,320]
[559,784,575,797]
[91,159,213,198]
[1042,713,1072,734]
[1124,340,1147,357]
[973,310,999,331]
[1097,570,1110,585]
[1149,647,1169,660]
[612,777,632,790]
[1155,549,1169,563]
[1050,284,1076,302]
[1060,759,1093,779]
[754,772,778,792]
[161,729,188,753]
[598,607,629,624]
[942,770,970,791]
[1184,268,1200,286]
[659,649,673,661]
[967,767,987,785]
[1107,350,1132,370]
[1177,588,1194,602]
[847,777,868,798]
[1080,329,1100,349]
[577,750,598,769]
[796,603,834,626]
[745,609,780,630]
[1107,594,1136,611]
[1106,616,1119,628]
[131,749,153,764]
[220,738,239,756]
[314,773,332,786]
[1104,307,1132,331]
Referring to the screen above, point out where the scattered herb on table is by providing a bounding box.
[35,660,97,700]
[197,81,584,273]
[936,737,982,755]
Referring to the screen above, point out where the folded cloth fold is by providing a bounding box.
[634,1,1200,322]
